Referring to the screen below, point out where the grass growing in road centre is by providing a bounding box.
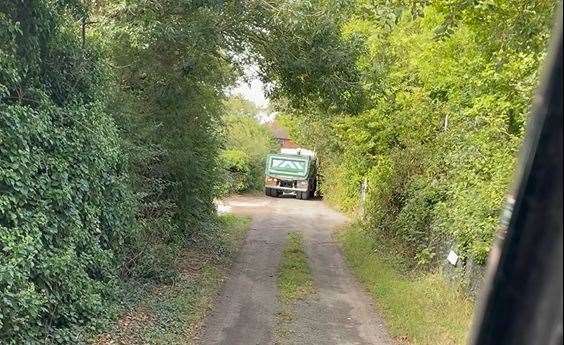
[339,223,474,345]
[275,232,315,344]
[278,232,315,302]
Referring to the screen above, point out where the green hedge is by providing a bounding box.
[276,0,556,265]
[0,103,131,343]
[0,2,133,342]
[219,107,279,195]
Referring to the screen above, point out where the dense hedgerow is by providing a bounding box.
[95,0,235,240]
[219,98,279,194]
[1,0,305,340]
[275,0,557,265]
[1,1,133,342]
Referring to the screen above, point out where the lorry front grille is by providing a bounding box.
[279,180,294,188]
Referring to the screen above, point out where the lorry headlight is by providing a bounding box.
[297,180,308,188]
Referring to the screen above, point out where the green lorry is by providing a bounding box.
[264,152,317,199]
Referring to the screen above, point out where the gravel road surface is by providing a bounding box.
[197,195,394,345]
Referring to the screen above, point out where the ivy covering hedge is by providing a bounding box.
[1,0,281,341]
[0,1,132,342]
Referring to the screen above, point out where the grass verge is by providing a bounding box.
[338,223,474,345]
[277,232,315,302]
[92,214,251,345]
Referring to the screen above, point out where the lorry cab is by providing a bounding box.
[264,149,317,200]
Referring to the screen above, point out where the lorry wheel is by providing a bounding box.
[299,191,308,200]
[265,188,272,197]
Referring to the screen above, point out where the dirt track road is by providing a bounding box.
[197,195,394,345]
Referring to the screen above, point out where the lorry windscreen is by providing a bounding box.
[266,154,310,178]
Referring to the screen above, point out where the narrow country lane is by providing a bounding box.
[197,195,394,345]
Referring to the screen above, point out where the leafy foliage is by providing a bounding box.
[276,0,557,264]
[0,0,557,341]
[257,2,365,114]
[220,97,278,194]
[0,0,269,341]
[220,149,253,193]
[96,0,233,238]
[0,1,132,342]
